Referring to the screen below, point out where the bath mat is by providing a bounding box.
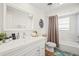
[54,48,76,56]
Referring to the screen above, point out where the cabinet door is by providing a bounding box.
[28,49,40,56]
[39,47,45,56]
[23,44,45,56]
[0,39,45,56]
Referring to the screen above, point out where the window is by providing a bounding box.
[58,17,70,30]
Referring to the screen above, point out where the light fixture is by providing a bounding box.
[47,3,63,6]
[48,3,52,5]
[59,3,63,5]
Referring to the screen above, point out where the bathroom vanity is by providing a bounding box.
[0,37,46,56]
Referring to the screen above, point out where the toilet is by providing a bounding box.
[45,42,56,56]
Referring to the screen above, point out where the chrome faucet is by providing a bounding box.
[17,32,20,39]
[23,32,26,39]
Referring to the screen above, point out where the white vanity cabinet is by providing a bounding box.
[25,40,45,56]
[0,37,46,56]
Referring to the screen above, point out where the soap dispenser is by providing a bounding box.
[12,33,16,40]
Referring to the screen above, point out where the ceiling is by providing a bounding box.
[30,3,79,14]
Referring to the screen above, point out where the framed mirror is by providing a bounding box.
[3,5,33,31]
[39,19,44,28]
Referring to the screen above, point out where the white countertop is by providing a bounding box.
[0,37,46,53]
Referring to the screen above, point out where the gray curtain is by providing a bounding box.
[48,15,59,47]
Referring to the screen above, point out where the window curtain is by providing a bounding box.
[48,15,59,47]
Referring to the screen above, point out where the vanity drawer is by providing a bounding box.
[0,39,45,56]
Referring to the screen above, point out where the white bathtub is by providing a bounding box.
[59,41,79,55]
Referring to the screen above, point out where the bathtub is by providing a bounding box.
[59,41,79,55]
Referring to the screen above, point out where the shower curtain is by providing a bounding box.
[48,15,59,47]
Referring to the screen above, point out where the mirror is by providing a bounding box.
[4,5,33,31]
[39,19,44,28]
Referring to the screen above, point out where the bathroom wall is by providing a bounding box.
[0,3,3,32]
[0,3,48,37]
[59,15,77,42]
